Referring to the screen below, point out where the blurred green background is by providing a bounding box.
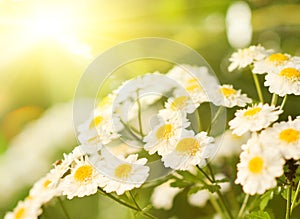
[1,0,300,218]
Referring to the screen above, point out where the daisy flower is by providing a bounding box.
[264,66,300,96]
[96,151,149,195]
[4,199,42,219]
[229,103,282,136]
[228,45,271,72]
[235,134,285,195]
[151,179,182,210]
[60,156,106,199]
[212,84,252,108]
[29,172,61,205]
[143,116,190,156]
[167,64,220,105]
[164,94,197,115]
[78,108,122,146]
[261,117,300,160]
[253,53,300,74]
[162,131,215,170]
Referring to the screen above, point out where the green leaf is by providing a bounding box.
[260,190,274,210]
[170,180,190,188]
[202,183,221,193]
[245,210,271,219]
[176,170,199,182]
[188,186,203,196]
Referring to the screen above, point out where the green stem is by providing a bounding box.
[209,195,225,218]
[196,165,213,183]
[252,74,264,103]
[129,191,142,211]
[271,94,278,106]
[120,119,143,142]
[207,106,224,134]
[57,197,71,219]
[280,95,288,110]
[237,194,249,219]
[136,90,144,138]
[197,108,202,132]
[206,162,216,182]
[291,182,300,211]
[286,185,292,219]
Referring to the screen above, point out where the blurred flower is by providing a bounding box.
[96,151,149,195]
[264,66,300,96]
[253,53,300,74]
[213,84,252,108]
[229,103,282,136]
[0,102,74,205]
[162,131,215,170]
[151,179,182,210]
[261,117,300,160]
[235,134,284,195]
[4,199,42,219]
[188,174,230,207]
[228,45,270,72]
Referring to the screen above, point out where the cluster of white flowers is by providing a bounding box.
[229,45,300,195]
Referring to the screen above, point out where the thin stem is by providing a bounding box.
[237,194,249,219]
[136,90,144,138]
[129,191,141,211]
[271,94,278,106]
[120,119,143,142]
[209,195,225,218]
[57,197,71,219]
[252,74,264,103]
[98,188,138,211]
[197,108,202,132]
[207,106,224,134]
[286,185,292,219]
[291,182,300,211]
[206,162,216,182]
[280,95,288,110]
[196,165,213,183]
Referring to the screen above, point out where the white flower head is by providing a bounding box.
[212,84,252,108]
[151,179,182,210]
[164,94,197,115]
[29,172,62,205]
[261,117,300,160]
[4,199,42,219]
[253,53,300,74]
[228,45,271,72]
[162,131,216,170]
[144,115,190,156]
[96,151,149,195]
[264,65,300,96]
[235,134,285,195]
[229,103,282,136]
[61,156,106,199]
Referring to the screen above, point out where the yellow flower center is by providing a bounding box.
[89,115,104,129]
[170,96,188,110]
[186,78,203,92]
[114,164,132,179]
[248,156,264,174]
[74,165,93,183]
[15,207,25,219]
[279,68,300,80]
[156,124,174,140]
[268,53,289,65]
[43,179,51,188]
[220,87,236,97]
[279,128,300,143]
[243,107,261,117]
[175,137,200,156]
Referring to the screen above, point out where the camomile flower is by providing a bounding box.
[78,109,122,146]
[264,66,300,96]
[29,172,61,205]
[229,103,282,136]
[151,179,182,210]
[164,95,197,115]
[261,117,300,160]
[4,199,42,219]
[212,84,252,108]
[162,131,215,170]
[144,116,190,156]
[61,156,106,199]
[96,151,149,195]
[228,45,271,72]
[235,134,285,195]
[253,53,300,74]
